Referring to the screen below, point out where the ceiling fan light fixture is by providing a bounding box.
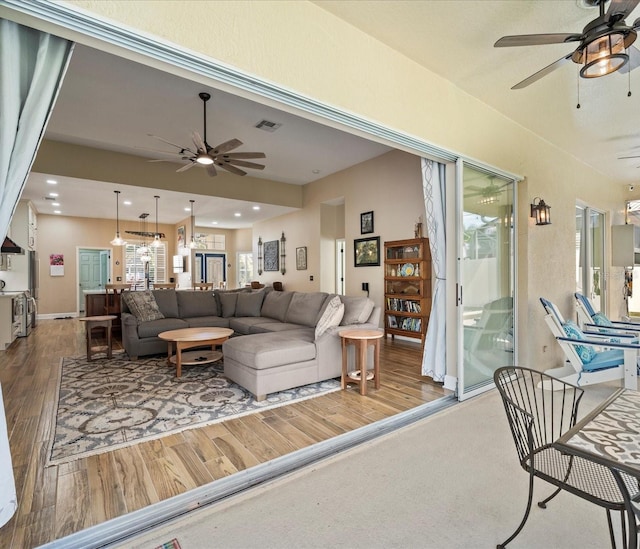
[196,153,214,165]
[579,32,630,78]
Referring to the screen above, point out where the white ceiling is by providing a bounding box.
[23,0,640,229]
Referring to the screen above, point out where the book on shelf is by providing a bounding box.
[385,298,422,313]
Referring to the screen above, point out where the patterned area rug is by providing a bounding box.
[47,353,340,465]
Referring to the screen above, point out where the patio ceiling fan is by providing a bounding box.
[464,179,509,204]
[494,0,640,89]
[149,92,266,177]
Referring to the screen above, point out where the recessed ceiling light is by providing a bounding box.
[234,212,241,217]
[252,205,260,211]
[54,210,61,214]
[123,200,132,206]
[185,207,191,212]
[312,169,320,174]
[49,192,58,197]
[211,221,218,225]
[52,202,60,207]
[46,179,57,185]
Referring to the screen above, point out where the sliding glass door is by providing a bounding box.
[457,164,516,400]
[576,206,606,316]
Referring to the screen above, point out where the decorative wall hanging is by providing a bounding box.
[280,232,286,275]
[360,211,374,234]
[354,236,380,267]
[257,237,263,275]
[264,240,279,271]
[296,247,307,270]
[50,254,64,276]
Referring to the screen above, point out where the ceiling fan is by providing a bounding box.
[149,92,266,177]
[464,179,509,203]
[494,0,640,89]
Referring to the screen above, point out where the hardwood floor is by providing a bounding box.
[0,319,446,547]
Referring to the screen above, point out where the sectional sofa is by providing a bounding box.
[120,288,381,400]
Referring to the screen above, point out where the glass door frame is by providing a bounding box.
[455,159,518,401]
[576,203,607,317]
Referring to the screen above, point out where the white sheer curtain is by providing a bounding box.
[0,18,73,528]
[421,158,446,381]
[0,19,73,240]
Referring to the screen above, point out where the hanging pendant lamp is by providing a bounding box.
[189,200,197,249]
[151,195,162,248]
[110,190,127,246]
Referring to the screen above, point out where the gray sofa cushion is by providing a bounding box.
[236,291,265,317]
[285,292,328,327]
[340,296,375,325]
[137,317,189,338]
[315,295,345,338]
[223,332,316,370]
[184,316,231,328]
[261,291,294,321]
[152,289,179,318]
[177,290,219,317]
[219,293,238,318]
[230,316,279,335]
[249,323,312,334]
[122,291,165,322]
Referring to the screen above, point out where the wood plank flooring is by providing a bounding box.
[0,319,446,547]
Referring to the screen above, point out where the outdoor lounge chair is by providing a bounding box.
[575,292,640,334]
[540,297,638,390]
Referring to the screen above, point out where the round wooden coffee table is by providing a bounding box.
[158,327,233,377]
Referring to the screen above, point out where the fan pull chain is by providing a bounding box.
[628,57,632,98]
[576,72,581,109]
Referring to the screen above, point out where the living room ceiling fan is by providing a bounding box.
[494,0,640,89]
[149,92,266,177]
[464,179,509,203]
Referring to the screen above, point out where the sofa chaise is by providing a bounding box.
[120,288,381,400]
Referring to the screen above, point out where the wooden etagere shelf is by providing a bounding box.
[383,237,431,346]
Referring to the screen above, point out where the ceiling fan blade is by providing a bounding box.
[206,164,218,177]
[176,162,196,173]
[605,0,640,21]
[216,162,246,176]
[224,159,265,170]
[192,131,206,153]
[494,33,581,48]
[511,53,573,89]
[147,159,171,163]
[211,139,243,155]
[619,155,640,159]
[148,133,193,152]
[222,152,266,159]
[619,45,640,73]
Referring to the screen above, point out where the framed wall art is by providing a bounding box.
[263,240,279,271]
[354,236,380,267]
[360,211,374,234]
[296,247,307,270]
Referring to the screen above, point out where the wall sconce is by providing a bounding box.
[257,237,263,275]
[280,232,286,275]
[530,197,551,226]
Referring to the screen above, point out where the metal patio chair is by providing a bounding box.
[494,366,638,549]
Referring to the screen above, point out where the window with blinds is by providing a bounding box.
[125,243,167,290]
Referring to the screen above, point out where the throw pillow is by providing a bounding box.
[340,296,375,325]
[315,295,345,339]
[235,291,265,317]
[122,291,165,322]
[562,320,596,364]
[219,292,238,318]
[592,312,613,327]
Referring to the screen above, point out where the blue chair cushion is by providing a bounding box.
[592,312,613,327]
[562,320,597,364]
[581,349,623,372]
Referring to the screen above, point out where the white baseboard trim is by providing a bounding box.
[37,313,79,320]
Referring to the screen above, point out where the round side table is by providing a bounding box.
[339,329,383,396]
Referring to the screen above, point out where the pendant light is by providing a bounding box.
[150,195,162,248]
[137,213,150,256]
[189,199,197,248]
[110,190,127,246]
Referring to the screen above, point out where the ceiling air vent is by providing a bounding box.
[255,120,282,132]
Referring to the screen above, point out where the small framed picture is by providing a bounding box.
[296,247,307,270]
[354,236,380,267]
[360,211,374,234]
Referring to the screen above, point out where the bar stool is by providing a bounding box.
[339,329,383,395]
[79,315,117,361]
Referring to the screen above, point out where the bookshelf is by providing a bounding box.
[383,237,431,346]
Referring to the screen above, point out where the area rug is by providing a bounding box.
[47,353,340,466]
